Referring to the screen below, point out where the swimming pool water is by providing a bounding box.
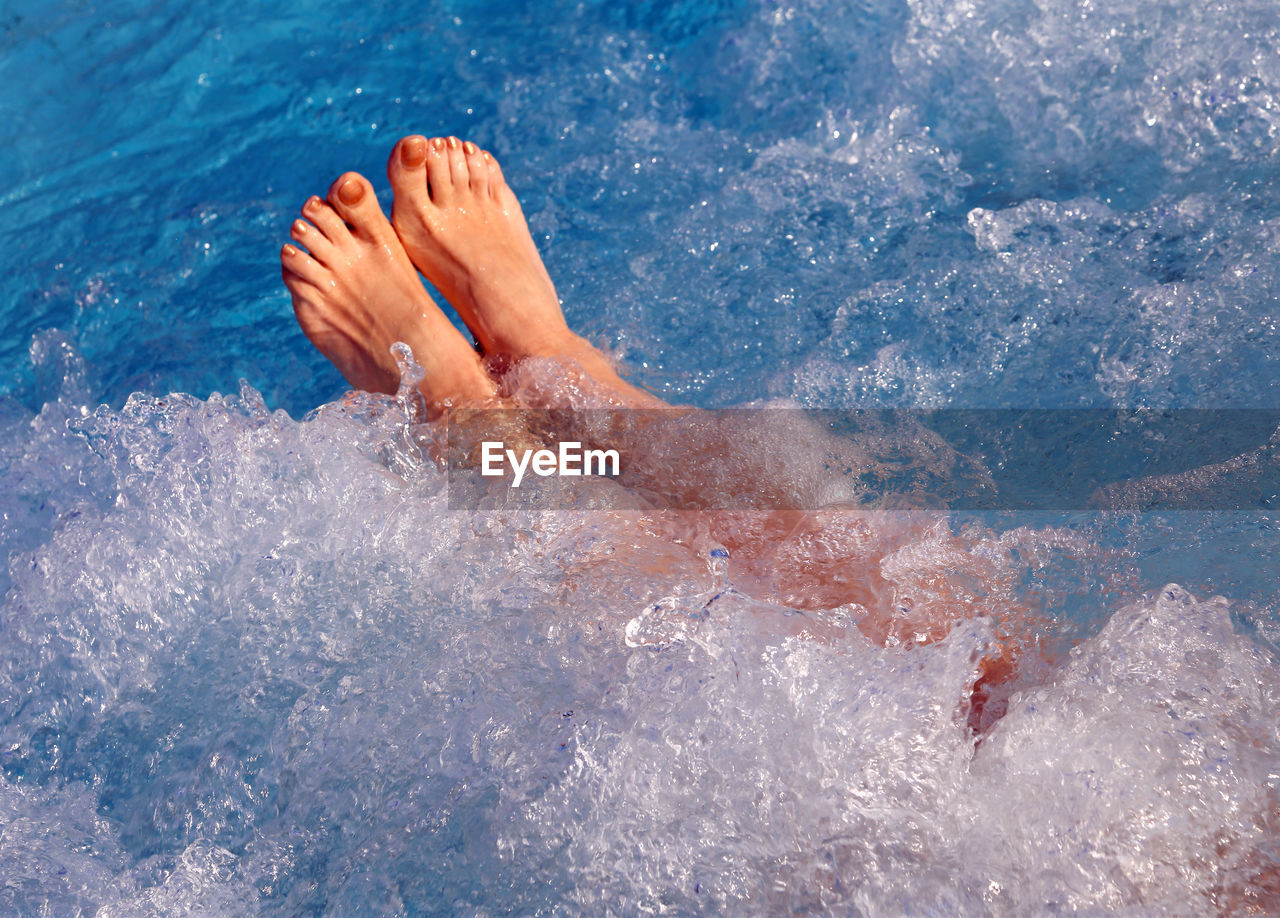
[2,0,1279,913]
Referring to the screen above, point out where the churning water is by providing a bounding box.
[2,0,1279,913]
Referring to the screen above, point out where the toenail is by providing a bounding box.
[447,136,460,150]
[463,140,477,154]
[292,219,308,235]
[401,137,427,167]
[282,243,298,256]
[481,150,492,161]
[304,196,322,212]
[338,179,364,205]
[431,137,445,151]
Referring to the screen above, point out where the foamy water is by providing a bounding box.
[0,339,1275,914]
[3,0,1280,911]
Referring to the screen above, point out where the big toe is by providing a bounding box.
[326,172,392,241]
[387,135,430,209]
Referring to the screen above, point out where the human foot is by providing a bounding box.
[281,172,496,414]
[386,135,663,406]
[386,136,573,355]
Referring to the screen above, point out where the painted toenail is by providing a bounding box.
[431,137,445,151]
[463,140,477,154]
[338,179,364,205]
[282,243,298,256]
[481,151,492,161]
[401,137,427,167]
[304,196,322,212]
[447,136,460,150]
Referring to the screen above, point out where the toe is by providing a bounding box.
[289,218,336,264]
[281,242,326,288]
[445,136,470,189]
[302,195,350,243]
[326,172,392,242]
[387,134,430,209]
[480,149,506,199]
[425,137,452,203]
[482,149,508,200]
[463,141,490,196]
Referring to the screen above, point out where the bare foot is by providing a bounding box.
[281,171,496,414]
[386,135,662,406]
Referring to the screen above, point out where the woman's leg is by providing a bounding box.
[285,140,1041,728]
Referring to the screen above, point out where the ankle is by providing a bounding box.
[520,328,595,361]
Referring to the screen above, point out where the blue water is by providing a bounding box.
[3,0,1279,913]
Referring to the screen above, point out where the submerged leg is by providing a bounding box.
[281,171,496,415]
[285,142,1037,729]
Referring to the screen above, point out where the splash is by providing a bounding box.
[0,341,1276,913]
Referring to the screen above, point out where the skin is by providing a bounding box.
[280,172,495,415]
[385,134,665,407]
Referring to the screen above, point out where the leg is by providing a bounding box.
[281,171,496,416]
[366,136,1044,722]
[380,135,1036,660]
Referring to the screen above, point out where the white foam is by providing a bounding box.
[1,352,1275,911]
